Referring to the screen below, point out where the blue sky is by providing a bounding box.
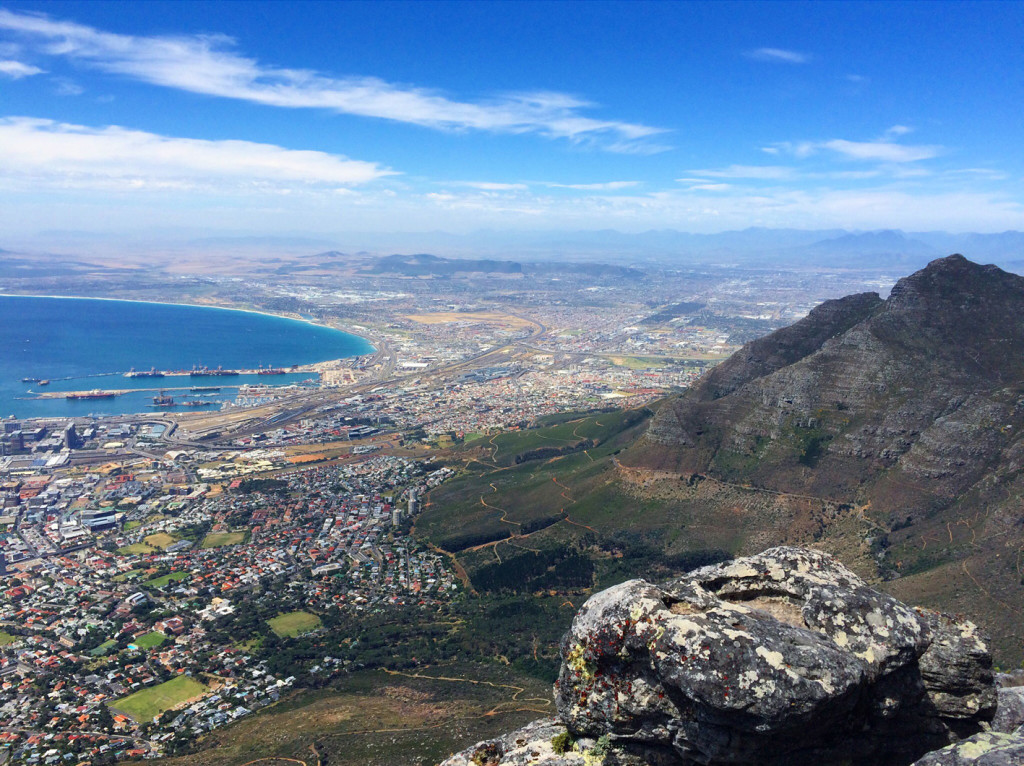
[0,0,1022,245]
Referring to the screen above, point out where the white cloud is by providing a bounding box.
[883,124,913,137]
[0,117,395,191]
[448,181,529,191]
[685,165,795,179]
[821,139,941,162]
[745,47,809,64]
[680,183,732,192]
[769,138,942,163]
[0,59,44,78]
[388,185,1024,233]
[946,168,1010,180]
[544,181,640,190]
[0,9,665,151]
[53,77,83,96]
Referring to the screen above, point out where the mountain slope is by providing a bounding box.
[625,254,1024,660]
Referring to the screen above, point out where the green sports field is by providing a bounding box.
[268,610,321,638]
[200,531,249,549]
[112,675,208,722]
[144,571,190,588]
[134,631,167,649]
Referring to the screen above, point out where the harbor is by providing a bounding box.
[25,382,311,400]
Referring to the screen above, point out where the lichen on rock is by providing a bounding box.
[553,546,995,765]
[442,546,1000,766]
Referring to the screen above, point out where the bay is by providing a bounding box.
[0,295,373,419]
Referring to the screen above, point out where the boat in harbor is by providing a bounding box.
[151,391,175,407]
[190,366,239,377]
[66,389,117,400]
[126,367,165,378]
[181,400,213,406]
[258,367,286,375]
[189,386,221,392]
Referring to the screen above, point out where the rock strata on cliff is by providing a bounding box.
[443,547,999,766]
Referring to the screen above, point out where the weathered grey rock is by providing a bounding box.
[992,687,1024,733]
[554,547,996,765]
[910,731,1024,765]
[438,718,586,766]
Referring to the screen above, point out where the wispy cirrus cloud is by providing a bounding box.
[447,181,529,191]
[766,136,943,163]
[745,47,809,64]
[0,9,667,151]
[820,139,941,162]
[882,124,913,138]
[544,181,640,190]
[0,58,44,78]
[684,165,795,180]
[0,117,395,191]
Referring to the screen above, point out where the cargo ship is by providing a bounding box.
[126,367,165,378]
[151,392,175,407]
[21,377,40,383]
[190,369,239,377]
[66,390,117,400]
[258,367,286,375]
[189,386,221,392]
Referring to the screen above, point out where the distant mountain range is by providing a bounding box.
[6,228,1024,273]
[299,227,1024,271]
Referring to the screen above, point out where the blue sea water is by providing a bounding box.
[0,296,374,419]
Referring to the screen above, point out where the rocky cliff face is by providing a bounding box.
[641,255,1024,499]
[625,255,1024,663]
[441,548,1019,766]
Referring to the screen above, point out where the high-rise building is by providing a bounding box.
[63,422,78,450]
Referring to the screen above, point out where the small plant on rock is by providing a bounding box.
[551,730,575,754]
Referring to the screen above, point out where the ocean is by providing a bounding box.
[0,295,374,419]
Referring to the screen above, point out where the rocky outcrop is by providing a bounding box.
[909,731,1024,765]
[440,719,586,766]
[443,547,998,766]
[555,547,994,765]
[992,686,1024,733]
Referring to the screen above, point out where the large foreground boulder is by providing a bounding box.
[554,547,995,765]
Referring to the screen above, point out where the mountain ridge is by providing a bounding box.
[622,253,1024,661]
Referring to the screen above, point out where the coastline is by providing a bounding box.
[0,292,377,356]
